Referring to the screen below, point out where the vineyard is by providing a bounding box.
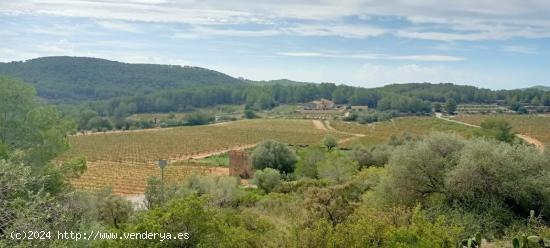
[65,119,349,194]
[71,161,228,195]
[65,119,349,164]
[331,117,478,147]
[452,114,550,144]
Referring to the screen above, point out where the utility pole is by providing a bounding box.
[157,159,167,202]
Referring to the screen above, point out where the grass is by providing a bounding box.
[331,116,478,147]
[452,114,550,144]
[192,153,229,167]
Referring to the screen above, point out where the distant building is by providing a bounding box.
[304,98,335,110]
[351,105,369,111]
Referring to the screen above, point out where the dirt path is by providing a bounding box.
[516,134,545,151]
[436,113,545,152]
[312,120,328,131]
[435,113,479,127]
[323,120,366,144]
[168,143,258,162]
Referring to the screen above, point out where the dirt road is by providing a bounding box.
[312,120,328,131]
[435,113,544,152]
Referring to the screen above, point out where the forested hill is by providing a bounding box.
[0,56,245,102]
[529,85,550,91]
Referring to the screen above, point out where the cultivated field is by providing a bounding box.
[331,116,478,146]
[65,119,350,194]
[65,119,350,165]
[71,161,228,195]
[452,114,550,144]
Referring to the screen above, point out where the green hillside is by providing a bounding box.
[0,56,245,102]
[529,85,550,91]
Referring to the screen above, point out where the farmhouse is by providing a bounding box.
[303,98,335,110]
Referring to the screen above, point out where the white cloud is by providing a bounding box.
[2,0,550,41]
[502,45,537,54]
[277,51,464,62]
[278,51,381,59]
[355,63,472,85]
[97,21,141,33]
[390,55,465,62]
[284,24,386,38]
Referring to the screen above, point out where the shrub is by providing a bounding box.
[253,168,282,193]
[476,118,517,143]
[295,147,325,178]
[244,109,257,119]
[317,151,358,183]
[251,140,297,174]
[184,112,214,125]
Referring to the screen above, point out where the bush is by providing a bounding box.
[476,118,517,143]
[184,112,214,125]
[183,174,241,207]
[317,151,358,183]
[253,168,282,193]
[244,109,257,119]
[322,135,338,151]
[295,147,325,178]
[251,140,297,174]
[446,139,550,218]
[378,133,465,205]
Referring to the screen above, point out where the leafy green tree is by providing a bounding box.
[433,103,443,112]
[0,76,74,167]
[379,133,464,205]
[251,140,297,174]
[445,98,457,114]
[126,195,225,247]
[351,144,373,168]
[322,135,338,151]
[95,188,133,229]
[87,116,113,131]
[446,139,550,218]
[253,168,282,193]
[477,118,517,143]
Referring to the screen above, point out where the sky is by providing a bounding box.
[1,0,550,89]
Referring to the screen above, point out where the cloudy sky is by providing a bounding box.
[1,0,549,89]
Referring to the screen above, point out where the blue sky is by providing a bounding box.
[1,1,549,89]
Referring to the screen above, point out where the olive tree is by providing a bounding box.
[322,135,338,151]
[251,140,297,174]
[252,168,281,193]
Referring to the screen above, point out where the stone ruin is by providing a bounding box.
[228,150,252,178]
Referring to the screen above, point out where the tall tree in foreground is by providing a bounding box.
[0,76,74,167]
